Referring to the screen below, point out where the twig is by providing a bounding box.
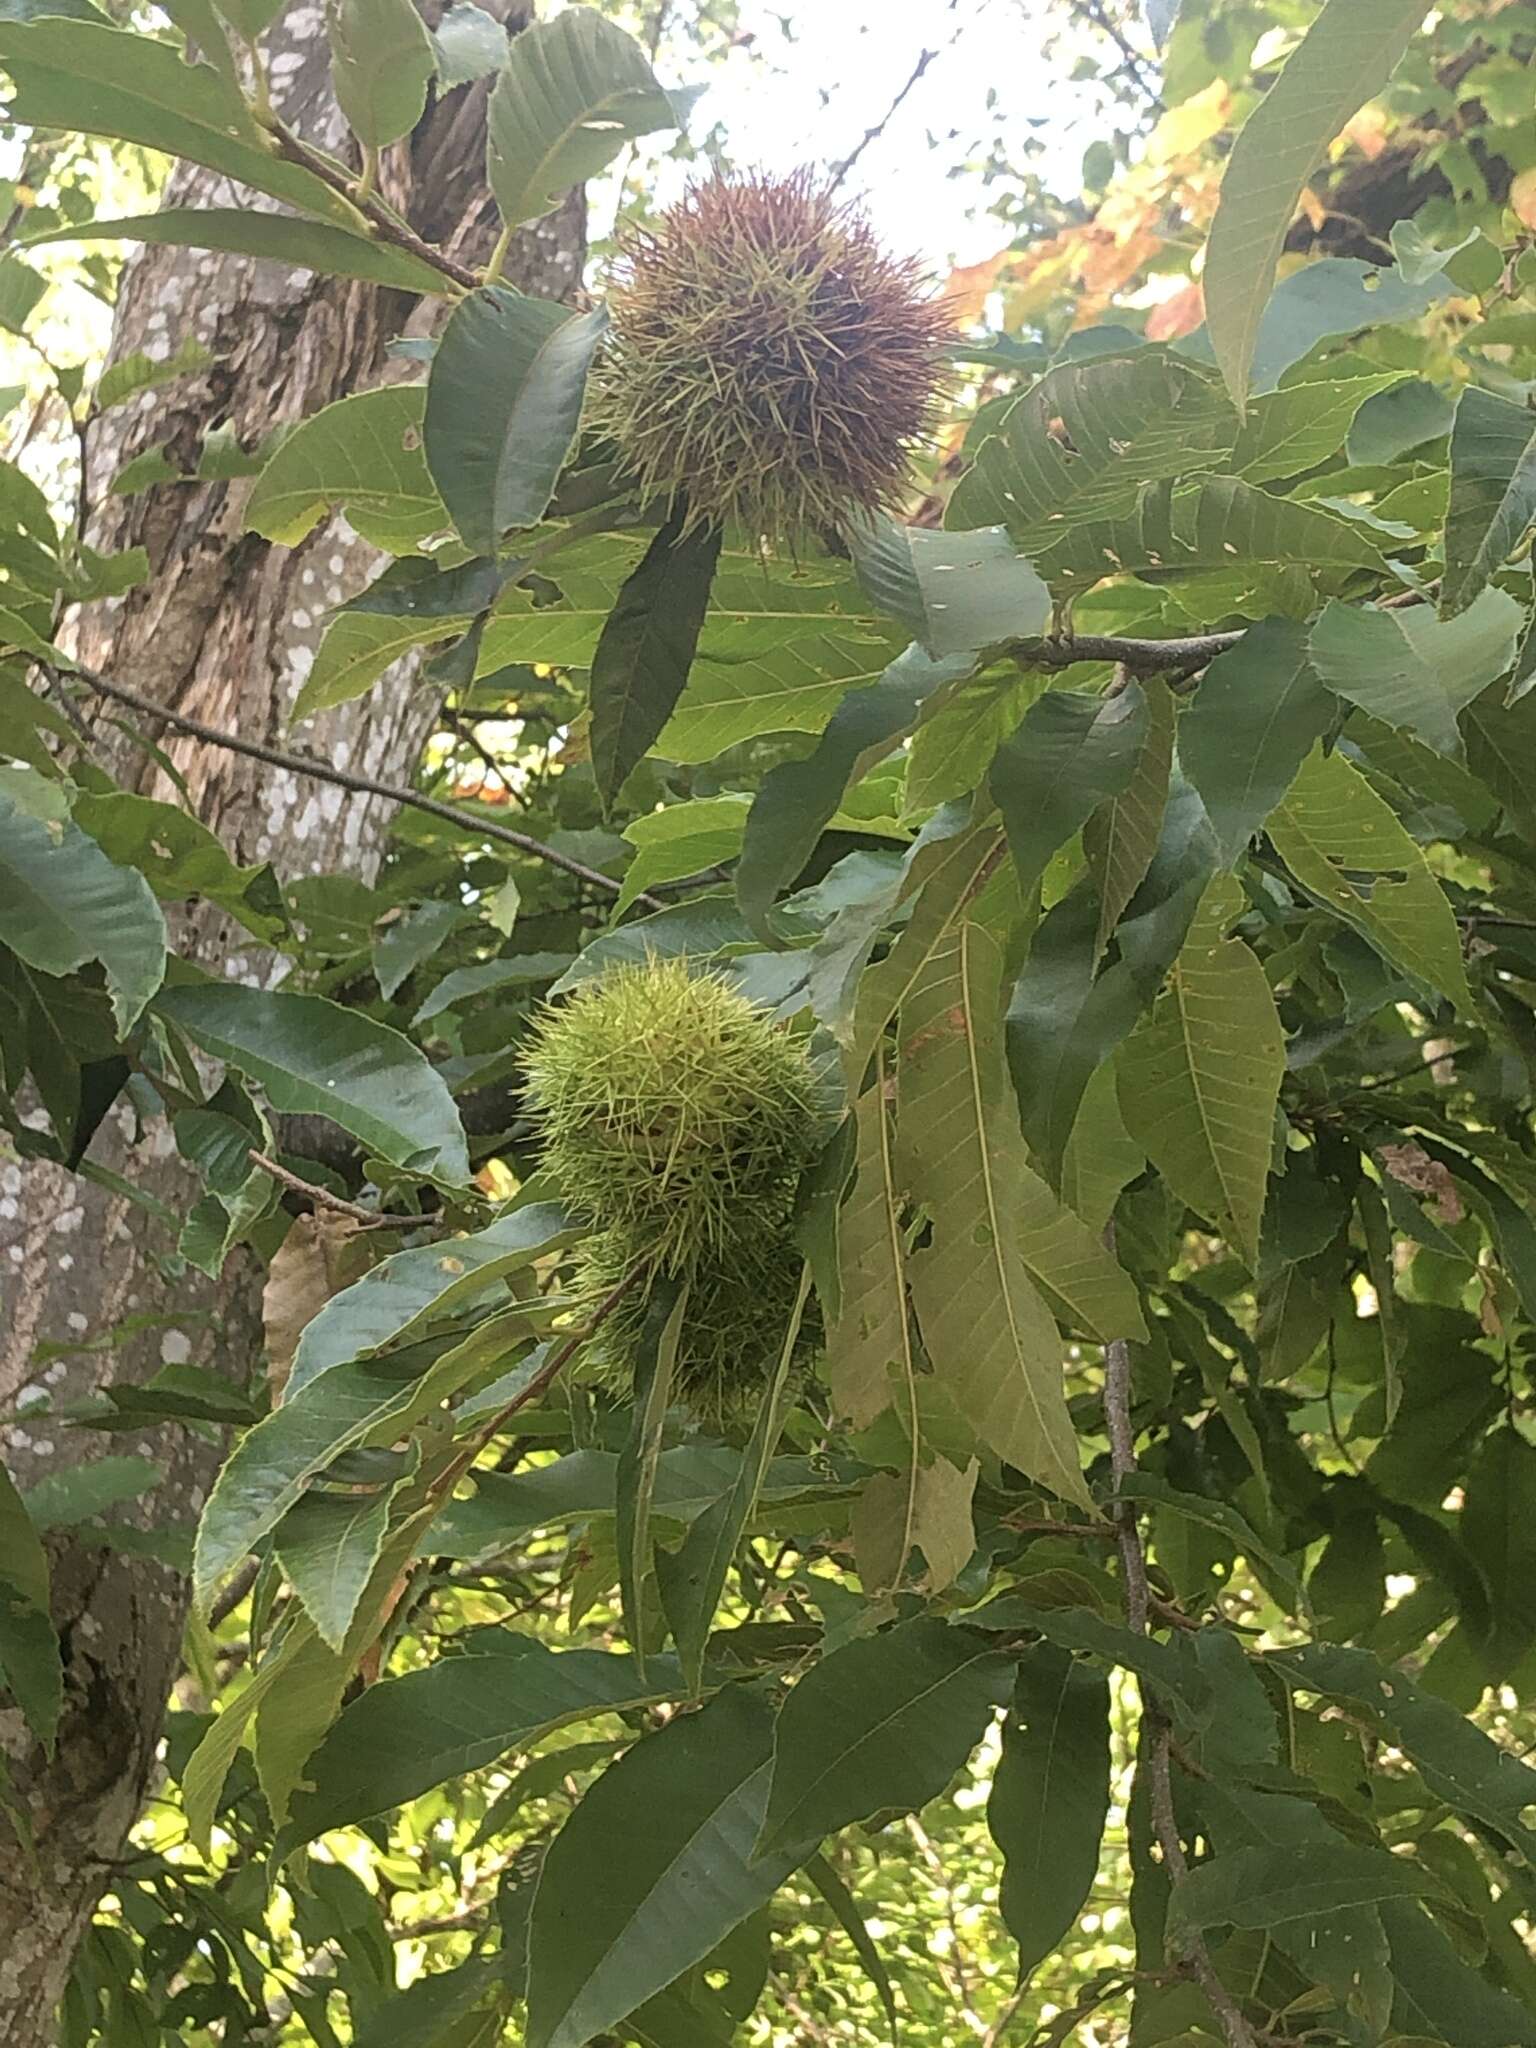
[1101,1227,1260,2048]
[58,663,665,910]
[247,1149,424,1229]
[1078,0,1165,109]
[208,1554,262,1631]
[1010,629,1245,678]
[264,120,479,291]
[828,45,942,190]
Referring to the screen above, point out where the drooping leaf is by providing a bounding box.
[21,205,456,291]
[1084,676,1174,953]
[327,0,435,150]
[614,795,750,921]
[590,510,723,812]
[737,643,970,939]
[0,785,167,1031]
[157,984,470,1183]
[424,287,608,556]
[898,920,1095,1513]
[280,1632,683,1850]
[1267,746,1475,1011]
[431,0,505,85]
[486,5,678,230]
[272,1481,396,1655]
[616,1280,686,1677]
[988,1644,1111,1982]
[292,609,466,724]
[245,387,447,555]
[825,1074,912,1434]
[990,684,1149,895]
[757,1619,1011,1858]
[1442,385,1536,619]
[1309,589,1522,757]
[526,1686,810,2048]
[1118,876,1284,1267]
[1201,0,1430,409]
[1180,619,1334,867]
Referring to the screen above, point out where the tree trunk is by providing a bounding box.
[0,10,585,2035]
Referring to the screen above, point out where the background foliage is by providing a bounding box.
[6,1,1536,2044]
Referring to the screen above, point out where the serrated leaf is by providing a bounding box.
[156,984,469,1183]
[424,287,608,556]
[292,609,465,724]
[615,794,750,921]
[1181,618,1334,866]
[898,920,1094,1512]
[25,208,452,297]
[0,17,358,226]
[856,517,1050,655]
[1310,589,1522,757]
[1118,876,1283,1266]
[272,1481,395,1653]
[991,684,1149,894]
[757,1619,1011,1858]
[826,1071,913,1436]
[486,5,677,230]
[280,1632,684,1850]
[737,643,970,939]
[1229,372,1405,483]
[1268,746,1474,1011]
[949,351,1237,545]
[1202,0,1429,410]
[328,0,434,150]
[0,785,166,1031]
[288,1205,573,1398]
[1170,1843,1435,1943]
[526,1686,809,2048]
[1441,386,1536,619]
[590,510,722,810]
[246,387,447,555]
[988,1644,1110,1982]
[1084,675,1174,949]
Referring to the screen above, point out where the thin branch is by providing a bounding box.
[1010,629,1245,678]
[1101,1227,1260,2048]
[1078,0,1165,109]
[247,1149,424,1229]
[828,44,942,190]
[264,120,480,291]
[59,663,665,910]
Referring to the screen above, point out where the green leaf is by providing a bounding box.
[72,790,284,939]
[656,1267,809,1693]
[1268,746,1475,1011]
[1441,386,1536,619]
[412,951,573,1022]
[1180,618,1334,867]
[616,1279,686,1677]
[826,1074,914,1434]
[245,387,447,555]
[328,0,434,150]
[526,1686,810,2048]
[991,685,1149,894]
[156,984,470,1183]
[431,0,505,85]
[988,1644,1111,1982]
[183,1615,313,1851]
[898,920,1095,1513]
[590,510,723,811]
[20,1454,161,1530]
[1011,1158,1147,1344]
[1170,1843,1435,1943]
[805,1855,898,2039]
[1461,1427,1536,1677]
[0,784,167,1031]
[0,18,358,226]
[290,1205,573,1395]
[1118,1472,1304,1615]
[856,518,1051,654]
[1118,876,1283,1266]
[737,643,970,939]
[949,351,1236,545]
[1201,0,1429,410]
[372,898,462,999]
[1229,372,1406,483]
[20,208,449,296]
[486,5,678,229]
[272,1481,395,1654]
[1084,675,1174,951]
[1310,589,1522,757]
[281,1632,682,1850]
[292,609,465,724]
[757,1618,1010,1858]
[423,287,608,556]
[615,795,750,920]
[0,1458,61,1750]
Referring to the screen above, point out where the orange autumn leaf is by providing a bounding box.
[940,245,1016,328]
[1146,278,1205,341]
[1512,166,1536,231]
